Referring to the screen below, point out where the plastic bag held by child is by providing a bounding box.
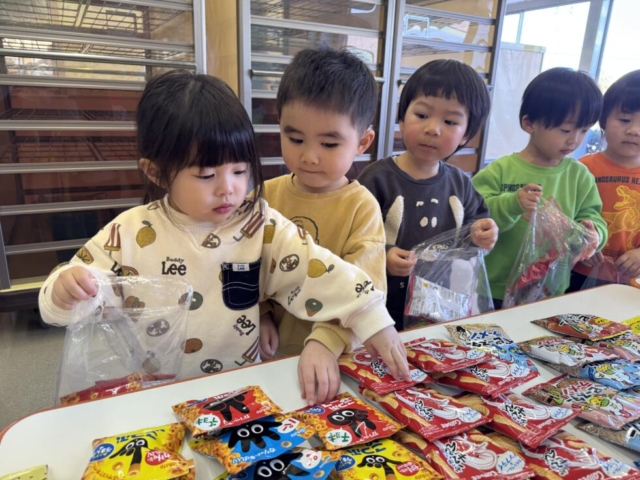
[403,225,493,327]
[56,275,192,405]
[503,197,596,307]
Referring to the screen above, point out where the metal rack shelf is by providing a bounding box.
[0,108,135,121]
[251,0,383,26]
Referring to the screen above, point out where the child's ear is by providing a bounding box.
[357,129,376,155]
[521,115,535,133]
[139,158,161,186]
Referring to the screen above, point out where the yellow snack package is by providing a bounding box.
[0,465,48,480]
[81,423,190,480]
[622,315,640,335]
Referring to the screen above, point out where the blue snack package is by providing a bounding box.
[549,359,640,390]
[223,448,341,479]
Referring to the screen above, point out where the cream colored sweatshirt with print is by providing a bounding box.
[38,196,394,380]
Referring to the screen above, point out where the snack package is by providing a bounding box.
[293,392,402,450]
[446,323,535,369]
[547,359,640,390]
[338,347,430,395]
[524,374,640,429]
[362,386,488,441]
[584,332,640,362]
[172,386,281,437]
[334,438,442,480]
[431,357,538,397]
[518,336,619,366]
[426,429,534,479]
[489,431,640,480]
[455,393,579,448]
[57,275,192,405]
[532,313,631,340]
[189,414,314,474]
[406,338,487,373]
[0,465,48,480]
[81,423,189,480]
[578,421,640,453]
[622,315,640,335]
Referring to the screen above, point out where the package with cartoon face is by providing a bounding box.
[405,338,487,373]
[519,336,619,366]
[546,359,640,390]
[532,313,630,340]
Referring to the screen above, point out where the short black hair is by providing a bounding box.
[277,47,377,134]
[519,67,602,129]
[398,59,491,143]
[137,69,262,203]
[600,69,640,129]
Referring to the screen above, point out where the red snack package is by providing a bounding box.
[583,332,640,362]
[363,386,488,441]
[406,338,487,373]
[532,313,631,340]
[431,357,539,397]
[523,374,640,429]
[488,431,640,480]
[294,392,403,450]
[60,374,143,406]
[172,385,281,437]
[456,393,580,448]
[518,336,619,366]
[338,346,430,394]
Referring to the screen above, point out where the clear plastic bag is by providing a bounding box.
[580,254,625,290]
[503,197,595,308]
[56,275,192,405]
[403,225,494,328]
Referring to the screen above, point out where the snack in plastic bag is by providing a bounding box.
[532,313,630,340]
[338,346,430,394]
[545,359,640,390]
[81,423,189,480]
[431,357,538,397]
[403,225,494,327]
[189,414,314,474]
[57,276,192,405]
[362,386,488,441]
[622,315,640,335]
[455,393,579,448]
[523,374,640,429]
[583,332,640,362]
[488,431,640,480]
[334,438,442,480]
[406,338,487,373]
[294,392,402,450]
[578,421,640,453]
[503,197,596,307]
[518,336,619,366]
[172,386,281,437]
[0,465,48,480]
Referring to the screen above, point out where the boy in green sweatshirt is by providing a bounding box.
[472,67,608,306]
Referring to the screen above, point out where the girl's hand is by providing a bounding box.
[298,340,341,406]
[51,266,98,310]
[470,218,499,250]
[517,184,543,212]
[259,312,279,360]
[363,326,410,382]
[615,248,640,278]
[386,247,417,277]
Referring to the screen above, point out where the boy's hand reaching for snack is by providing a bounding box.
[517,184,543,212]
[52,266,98,310]
[387,247,418,277]
[298,340,341,406]
[580,251,604,268]
[615,248,640,278]
[364,326,409,382]
[259,311,279,360]
[470,218,499,250]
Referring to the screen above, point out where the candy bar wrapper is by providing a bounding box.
[363,386,488,441]
[333,438,442,480]
[81,423,189,480]
[532,313,631,340]
[431,357,539,397]
[446,323,536,370]
[0,465,48,480]
[172,385,281,437]
[583,332,640,362]
[427,429,534,479]
[406,338,487,373]
[338,346,430,395]
[622,315,640,335]
[189,413,314,474]
[546,359,640,390]
[294,392,403,450]
[488,431,640,480]
[519,336,619,366]
[455,393,579,448]
[222,448,341,480]
[523,374,640,429]
[578,420,640,453]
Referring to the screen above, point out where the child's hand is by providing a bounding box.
[387,247,418,277]
[259,311,279,360]
[470,218,499,250]
[580,251,604,268]
[615,248,640,278]
[517,184,543,212]
[363,326,410,381]
[298,340,341,406]
[579,219,600,261]
[52,266,98,310]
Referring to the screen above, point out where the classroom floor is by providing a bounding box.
[0,310,65,431]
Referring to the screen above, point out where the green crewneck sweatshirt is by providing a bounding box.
[472,153,607,300]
